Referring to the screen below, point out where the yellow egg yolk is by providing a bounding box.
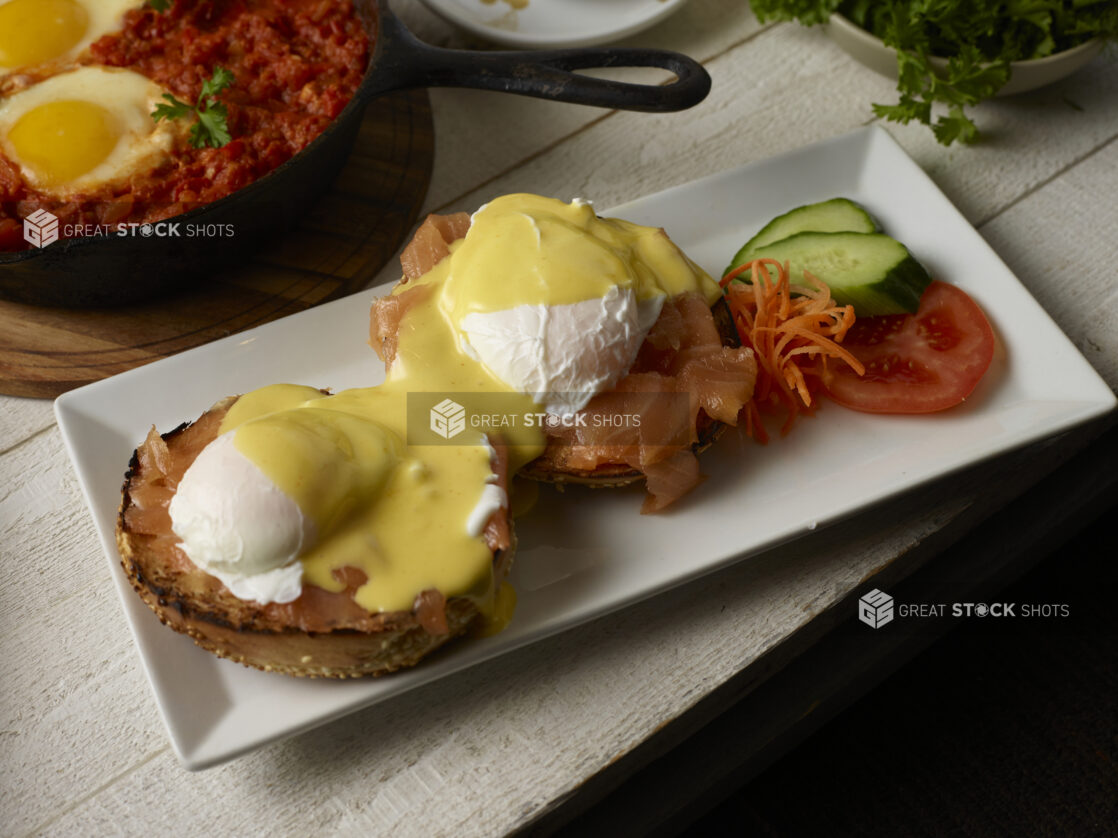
[0,0,90,69]
[7,99,120,187]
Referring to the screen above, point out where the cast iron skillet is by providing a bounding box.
[0,0,711,307]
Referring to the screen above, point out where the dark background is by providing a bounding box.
[542,453,1117,837]
[685,506,1117,837]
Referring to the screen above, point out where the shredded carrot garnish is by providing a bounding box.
[722,259,864,439]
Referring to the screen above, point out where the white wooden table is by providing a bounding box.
[3,3,1116,835]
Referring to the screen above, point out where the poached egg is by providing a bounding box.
[393,193,720,415]
[169,385,506,611]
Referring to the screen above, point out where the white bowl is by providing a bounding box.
[825,12,1103,96]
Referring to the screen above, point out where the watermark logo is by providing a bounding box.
[856,591,1070,630]
[23,209,59,248]
[409,391,689,446]
[430,398,467,440]
[21,207,236,246]
[858,588,895,629]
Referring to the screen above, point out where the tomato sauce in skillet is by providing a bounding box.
[0,0,370,251]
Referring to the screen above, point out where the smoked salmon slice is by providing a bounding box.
[678,347,758,425]
[370,284,432,365]
[641,450,703,514]
[399,212,471,281]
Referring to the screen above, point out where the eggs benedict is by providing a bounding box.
[372,194,758,512]
[117,385,516,678]
[116,193,757,678]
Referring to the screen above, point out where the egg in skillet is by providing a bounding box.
[0,0,145,71]
[0,66,189,195]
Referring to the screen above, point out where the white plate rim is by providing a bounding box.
[54,125,1117,770]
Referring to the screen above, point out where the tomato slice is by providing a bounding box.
[823,281,995,414]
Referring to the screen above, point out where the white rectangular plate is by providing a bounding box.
[56,126,1115,770]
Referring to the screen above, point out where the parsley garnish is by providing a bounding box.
[147,0,171,11]
[749,0,1118,145]
[151,67,236,149]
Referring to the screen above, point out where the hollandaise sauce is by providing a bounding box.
[389,193,720,418]
[214,383,517,617]
[430,193,719,315]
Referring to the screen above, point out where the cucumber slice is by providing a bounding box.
[743,231,932,315]
[725,198,879,278]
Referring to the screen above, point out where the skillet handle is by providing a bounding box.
[366,10,711,112]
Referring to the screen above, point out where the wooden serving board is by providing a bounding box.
[0,89,433,399]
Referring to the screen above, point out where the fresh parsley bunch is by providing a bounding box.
[750,0,1118,144]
